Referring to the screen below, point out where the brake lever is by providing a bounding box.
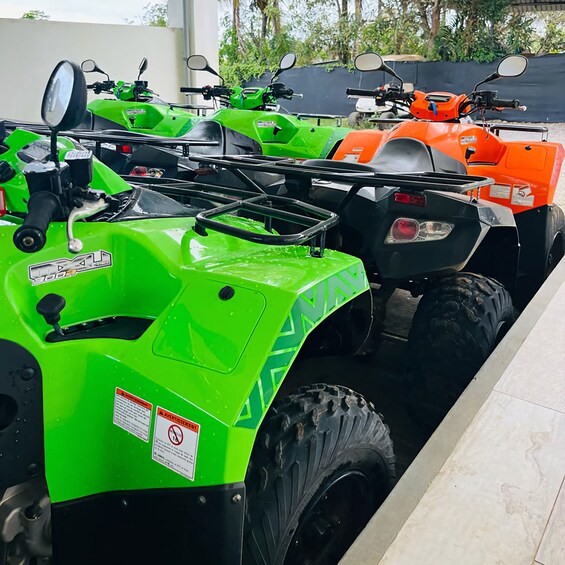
[66,198,109,253]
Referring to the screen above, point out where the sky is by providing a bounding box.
[0,0,158,25]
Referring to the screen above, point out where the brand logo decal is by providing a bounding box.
[29,250,112,286]
[257,120,278,128]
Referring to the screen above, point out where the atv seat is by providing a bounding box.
[305,139,434,174]
[369,138,434,173]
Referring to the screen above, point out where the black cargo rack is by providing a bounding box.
[194,155,494,194]
[3,121,219,159]
[128,177,338,255]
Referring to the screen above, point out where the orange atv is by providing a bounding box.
[338,52,565,306]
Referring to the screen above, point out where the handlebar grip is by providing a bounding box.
[180,87,205,93]
[492,98,520,108]
[346,88,377,97]
[13,192,60,253]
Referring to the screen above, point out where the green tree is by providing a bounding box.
[21,9,50,20]
[142,2,167,26]
[125,2,167,26]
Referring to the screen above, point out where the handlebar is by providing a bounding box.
[346,88,378,97]
[13,191,61,253]
[491,98,520,109]
[87,81,115,95]
[180,87,205,93]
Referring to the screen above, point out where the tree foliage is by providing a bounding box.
[125,1,168,26]
[219,0,565,84]
[21,10,50,20]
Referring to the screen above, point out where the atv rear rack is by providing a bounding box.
[3,121,219,158]
[193,155,494,194]
[129,177,338,256]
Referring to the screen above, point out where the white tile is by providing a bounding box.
[495,280,565,413]
[536,477,565,565]
[378,392,565,565]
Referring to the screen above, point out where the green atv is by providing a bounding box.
[182,53,351,160]
[0,61,395,565]
[79,57,204,137]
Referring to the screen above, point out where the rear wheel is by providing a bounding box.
[545,204,565,277]
[406,274,516,428]
[243,384,395,565]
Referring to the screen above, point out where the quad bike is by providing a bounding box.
[347,82,413,128]
[188,149,532,427]
[183,53,351,160]
[335,51,565,308]
[0,60,397,565]
[79,57,205,137]
[73,56,213,180]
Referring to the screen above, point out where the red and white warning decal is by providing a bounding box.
[113,388,152,442]
[152,407,200,481]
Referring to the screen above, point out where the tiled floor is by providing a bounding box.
[341,273,565,565]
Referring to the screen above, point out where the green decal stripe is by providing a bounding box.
[235,263,367,429]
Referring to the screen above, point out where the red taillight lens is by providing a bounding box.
[394,192,426,206]
[391,218,419,241]
[130,166,148,176]
[116,144,133,154]
[0,187,6,217]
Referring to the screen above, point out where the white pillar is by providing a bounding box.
[168,0,219,89]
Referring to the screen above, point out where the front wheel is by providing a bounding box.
[406,274,516,428]
[243,384,395,565]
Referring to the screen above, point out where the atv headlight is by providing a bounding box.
[385,218,453,244]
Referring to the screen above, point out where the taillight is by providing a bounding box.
[116,145,133,154]
[0,187,6,217]
[385,217,453,244]
[391,218,419,241]
[130,166,148,176]
[394,192,426,207]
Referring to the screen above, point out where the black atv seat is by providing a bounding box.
[304,138,433,174]
[305,138,466,175]
[369,138,434,173]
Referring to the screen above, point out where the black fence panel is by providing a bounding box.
[245,53,565,122]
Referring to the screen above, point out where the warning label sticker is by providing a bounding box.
[489,183,511,200]
[113,388,152,442]
[511,184,535,207]
[152,407,200,481]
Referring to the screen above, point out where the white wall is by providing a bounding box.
[0,10,218,122]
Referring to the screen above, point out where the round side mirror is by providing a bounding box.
[41,60,87,131]
[187,55,209,71]
[81,59,98,73]
[497,55,527,78]
[354,52,384,72]
[279,53,297,72]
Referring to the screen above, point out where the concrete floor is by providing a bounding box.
[341,259,565,565]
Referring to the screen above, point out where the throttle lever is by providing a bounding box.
[66,198,109,253]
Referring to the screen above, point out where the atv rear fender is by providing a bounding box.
[337,185,519,287]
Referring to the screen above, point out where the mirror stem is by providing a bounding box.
[50,131,59,165]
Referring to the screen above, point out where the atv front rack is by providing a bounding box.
[129,177,338,256]
[193,155,494,194]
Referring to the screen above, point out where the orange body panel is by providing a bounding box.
[334,120,565,214]
[332,129,387,163]
[409,91,470,122]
